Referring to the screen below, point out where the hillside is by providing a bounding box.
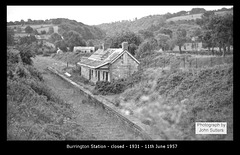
[8,18,106,41]
[56,18,106,40]
[166,10,233,22]
[96,8,233,37]
[96,15,166,36]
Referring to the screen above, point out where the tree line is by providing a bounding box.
[7,18,76,26]
[196,11,233,56]
[7,11,233,57]
[100,11,232,58]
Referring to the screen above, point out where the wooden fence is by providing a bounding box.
[146,55,233,69]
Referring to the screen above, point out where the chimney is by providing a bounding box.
[102,43,110,51]
[122,42,128,51]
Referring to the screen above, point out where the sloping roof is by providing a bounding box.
[35,35,50,40]
[77,48,139,69]
[73,46,95,52]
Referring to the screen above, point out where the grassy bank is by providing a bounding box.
[118,64,233,140]
[7,47,94,140]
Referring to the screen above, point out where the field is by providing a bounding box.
[8,24,59,34]
[167,13,202,22]
[166,10,233,22]
[36,25,58,33]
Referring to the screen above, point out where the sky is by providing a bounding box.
[7,5,233,25]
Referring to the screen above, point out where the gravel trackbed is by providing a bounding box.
[33,56,143,140]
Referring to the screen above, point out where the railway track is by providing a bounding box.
[33,56,152,140]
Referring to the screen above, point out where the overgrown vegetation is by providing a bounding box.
[7,47,92,140]
[93,80,126,95]
[52,52,91,64]
[118,63,233,140]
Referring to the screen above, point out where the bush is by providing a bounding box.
[25,65,43,81]
[94,80,126,95]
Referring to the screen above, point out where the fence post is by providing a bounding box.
[183,57,185,68]
[67,62,68,67]
[210,57,212,67]
[196,58,198,68]
[163,57,165,68]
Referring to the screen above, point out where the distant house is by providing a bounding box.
[77,42,140,83]
[35,35,50,40]
[73,46,95,53]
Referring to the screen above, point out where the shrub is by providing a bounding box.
[94,80,126,95]
[25,65,43,81]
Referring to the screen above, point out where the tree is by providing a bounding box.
[54,40,67,52]
[25,26,33,34]
[166,38,176,50]
[135,38,158,59]
[19,35,37,45]
[86,40,94,46]
[49,33,62,43]
[7,28,15,46]
[157,28,173,38]
[16,27,22,33]
[202,30,215,54]
[106,30,142,49]
[138,29,154,40]
[18,44,36,65]
[27,19,32,24]
[189,8,206,14]
[20,19,25,26]
[155,33,170,51]
[192,28,202,38]
[128,43,138,56]
[197,12,233,56]
[173,28,187,54]
[62,30,86,51]
[48,26,54,34]
[211,14,233,56]
[33,29,39,35]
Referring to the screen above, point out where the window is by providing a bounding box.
[95,70,97,77]
[106,72,108,81]
[98,71,100,81]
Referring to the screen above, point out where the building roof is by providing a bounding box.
[74,46,95,50]
[77,48,140,69]
[35,35,50,40]
[73,46,95,52]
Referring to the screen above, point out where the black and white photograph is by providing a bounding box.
[7,5,233,145]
